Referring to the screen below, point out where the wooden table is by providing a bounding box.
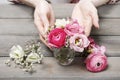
[0,2,120,80]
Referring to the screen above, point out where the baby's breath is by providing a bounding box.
[5,40,44,73]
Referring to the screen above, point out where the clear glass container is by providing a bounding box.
[53,48,75,66]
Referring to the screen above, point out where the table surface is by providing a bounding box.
[0,0,9,4]
[0,2,120,80]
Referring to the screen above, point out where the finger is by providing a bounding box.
[49,10,55,26]
[34,11,45,38]
[72,5,84,27]
[84,16,93,37]
[41,14,50,34]
[34,19,45,37]
[90,10,99,28]
[39,35,52,49]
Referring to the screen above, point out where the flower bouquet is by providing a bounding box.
[46,19,108,72]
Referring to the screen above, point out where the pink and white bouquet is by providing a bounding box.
[48,19,89,52]
[47,19,108,72]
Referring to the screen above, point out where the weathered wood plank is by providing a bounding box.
[0,19,38,36]
[92,36,120,57]
[0,19,120,36]
[91,19,120,36]
[0,35,120,57]
[0,4,73,18]
[0,4,120,19]
[0,0,9,4]
[0,35,52,57]
[0,57,120,80]
[98,4,120,18]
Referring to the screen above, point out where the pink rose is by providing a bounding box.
[48,28,67,48]
[69,34,90,52]
[64,20,84,36]
[85,53,108,72]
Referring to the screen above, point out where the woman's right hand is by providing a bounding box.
[34,0,55,48]
[72,0,99,37]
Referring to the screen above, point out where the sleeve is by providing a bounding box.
[70,0,80,3]
[8,0,22,4]
[107,0,119,4]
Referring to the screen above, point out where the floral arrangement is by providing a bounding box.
[5,19,108,73]
[47,19,108,72]
[5,41,43,73]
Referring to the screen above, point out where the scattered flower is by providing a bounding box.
[6,41,44,73]
[9,45,24,59]
[85,52,108,72]
[26,52,43,63]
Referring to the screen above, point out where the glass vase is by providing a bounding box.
[53,48,75,66]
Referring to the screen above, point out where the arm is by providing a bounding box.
[90,0,109,7]
[18,0,41,7]
[71,0,119,7]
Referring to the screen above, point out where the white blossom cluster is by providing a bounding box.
[5,40,43,73]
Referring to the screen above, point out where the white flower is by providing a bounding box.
[26,52,43,63]
[55,19,69,28]
[9,45,25,59]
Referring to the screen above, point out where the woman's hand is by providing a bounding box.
[9,0,55,48]
[34,0,55,48]
[72,0,99,36]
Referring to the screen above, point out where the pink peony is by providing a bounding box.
[85,53,108,72]
[69,34,90,52]
[64,20,84,36]
[48,28,66,48]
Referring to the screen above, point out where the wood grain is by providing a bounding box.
[0,19,120,36]
[0,19,38,36]
[0,2,120,80]
[0,4,120,19]
[91,19,120,36]
[0,35,52,57]
[0,35,120,57]
[0,57,120,80]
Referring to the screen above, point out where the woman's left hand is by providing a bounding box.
[72,0,99,36]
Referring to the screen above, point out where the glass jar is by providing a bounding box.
[53,48,75,66]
